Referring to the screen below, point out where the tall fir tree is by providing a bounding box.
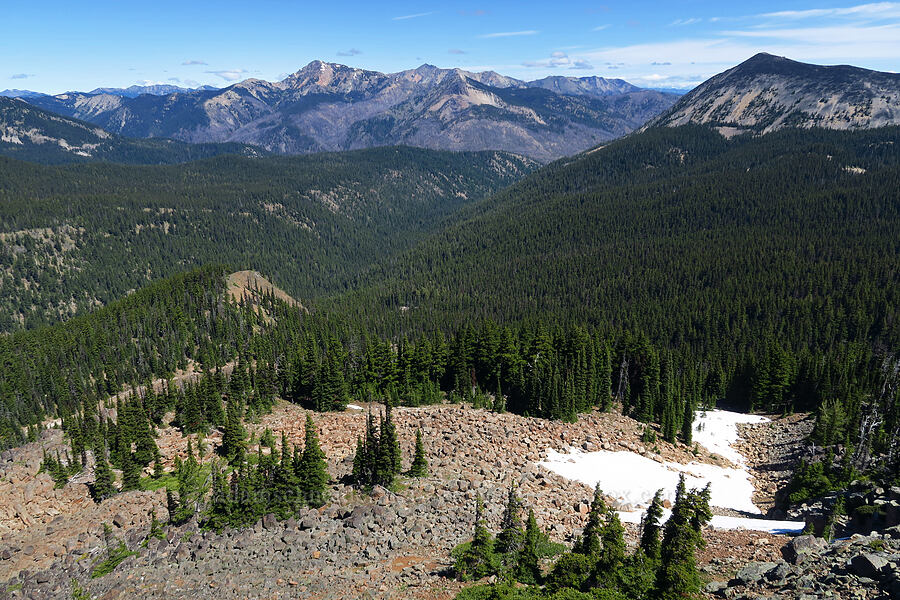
[517,508,544,584]
[639,489,665,561]
[574,483,605,556]
[298,414,329,507]
[408,428,428,477]
[655,476,712,600]
[222,397,246,465]
[455,494,497,580]
[120,449,141,492]
[91,442,116,502]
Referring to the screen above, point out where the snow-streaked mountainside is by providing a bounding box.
[647,53,900,136]
[24,61,678,161]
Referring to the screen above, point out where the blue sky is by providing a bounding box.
[3,1,899,93]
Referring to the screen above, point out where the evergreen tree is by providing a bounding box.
[517,508,544,584]
[639,489,665,561]
[351,412,379,487]
[298,414,329,507]
[375,402,401,487]
[181,384,204,434]
[408,428,428,477]
[574,483,605,556]
[172,448,205,525]
[597,510,626,580]
[120,449,141,492]
[91,443,116,502]
[655,476,712,600]
[680,396,694,445]
[222,397,246,465]
[495,483,525,576]
[455,494,497,580]
[205,461,232,532]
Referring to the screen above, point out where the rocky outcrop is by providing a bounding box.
[787,481,900,539]
[708,532,900,600]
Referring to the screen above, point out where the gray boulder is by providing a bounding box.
[782,535,828,564]
[850,553,889,579]
[734,561,778,586]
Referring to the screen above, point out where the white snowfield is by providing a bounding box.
[537,409,805,534]
[617,509,805,535]
[691,410,769,466]
[346,404,364,411]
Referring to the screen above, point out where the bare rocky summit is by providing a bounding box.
[25,61,678,161]
[646,53,900,136]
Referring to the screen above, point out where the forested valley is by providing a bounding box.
[1,123,899,600]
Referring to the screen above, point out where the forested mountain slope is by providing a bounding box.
[326,125,899,420]
[0,97,264,165]
[0,147,535,331]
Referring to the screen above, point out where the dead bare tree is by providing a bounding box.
[854,355,900,471]
[615,355,629,405]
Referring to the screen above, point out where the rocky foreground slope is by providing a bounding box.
[2,403,792,599]
[25,61,678,161]
[646,53,900,136]
[709,532,900,600]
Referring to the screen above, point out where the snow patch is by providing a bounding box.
[346,404,364,411]
[617,509,804,535]
[539,448,760,514]
[537,409,804,533]
[692,409,769,466]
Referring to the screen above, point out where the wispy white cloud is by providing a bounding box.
[670,18,702,26]
[182,60,207,66]
[593,24,610,31]
[10,73,31,79]
[448,48,466,54]
[205,69,249,81]
[721,23,900,45]
[393,12,433,20]
[761,2,900,20]
[336,48,362,57]
[522,51,594,70]
[480,30,538,38]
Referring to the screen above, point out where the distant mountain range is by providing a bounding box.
[0,84,220,99]
[86,83,221,97]
[0,96,264,164]
[6,54,899,165]
[646,53,900,135]
[0,89,48,99]
[21,62,679,161]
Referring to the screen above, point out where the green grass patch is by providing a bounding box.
[91,543,137,578]
[140,463,212,492]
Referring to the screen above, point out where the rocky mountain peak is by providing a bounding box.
[22,60,678,161]
[646,53,900,135]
